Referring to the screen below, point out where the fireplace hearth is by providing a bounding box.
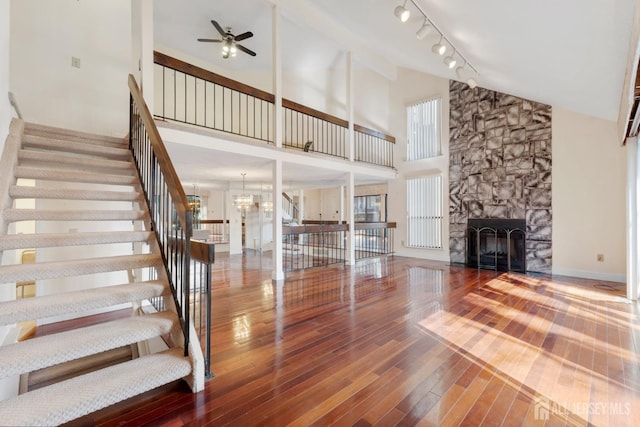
[467,218,526,272]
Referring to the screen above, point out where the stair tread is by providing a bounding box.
[22,134,131,159]
[0,311,177,378]
[9,186,141,201]
[0,231,153,251]
[0,281,167,326]
[15,166,139,186]
[3,208,148,222]
[18,150,135,172]
[24,122,126,146]
[0,347,191,427]
[0,253,162,284]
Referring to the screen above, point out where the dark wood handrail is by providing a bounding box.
[302,220,347,225]
[354,124,396,144]
[282,192,293,204]
[199,219,230,224]
[282,98,349,128]
[154,51,275,103]
[128,74,191,233]
[354,222,397,230]
[191,240,215,265]
[283,223,349,234]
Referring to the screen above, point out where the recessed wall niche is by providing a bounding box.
[448,81,552,273]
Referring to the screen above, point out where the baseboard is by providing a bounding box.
[551,267,626,283]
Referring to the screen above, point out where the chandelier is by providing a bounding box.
[233,173,253,213]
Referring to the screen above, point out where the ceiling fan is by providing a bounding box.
[197,19,256,59]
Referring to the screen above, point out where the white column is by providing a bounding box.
[272,5,282,148]
[346,51,355,162]
[272,159,284,281]
[131,0,154,112]
[298,188,304,223]
[339,185,345,223]
[346,172,355,265]
[627,137,640,300]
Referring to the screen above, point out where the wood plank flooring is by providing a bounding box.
[69,253,639,426]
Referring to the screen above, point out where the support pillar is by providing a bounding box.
[627,137,639,300]
[272,159,284,281]
[346,172,355,265]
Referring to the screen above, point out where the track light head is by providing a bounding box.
[416,21,432,40]
[431,42,446,56]
[394,4,411,22]
[444,55,457,69]
[467,77,478,89]
[455,65,465,80]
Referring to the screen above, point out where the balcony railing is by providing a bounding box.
[282,223,347,272]
[153,52,394,168]
[354,222,396,260]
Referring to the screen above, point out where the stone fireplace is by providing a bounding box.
[449,81,552,273]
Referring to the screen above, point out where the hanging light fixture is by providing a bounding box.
[394,0,410,23]
[233,173,253,214]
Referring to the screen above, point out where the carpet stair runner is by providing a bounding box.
[0,122,193,426]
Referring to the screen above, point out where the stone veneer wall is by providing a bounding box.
[449,81,552,273]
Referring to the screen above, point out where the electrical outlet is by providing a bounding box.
[71,57,81,68]
[597,254,604,262]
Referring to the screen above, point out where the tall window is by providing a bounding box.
[407,97,441,160]
[407,175,442,248]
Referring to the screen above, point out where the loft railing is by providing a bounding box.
[354,222,396,260]
[354,125,395,168]
[129,74,192,357]
[282,223,347,272]
[154,52,274,143]
[282,99,348,159]
[189,240,214,378]
[153,52,395,168]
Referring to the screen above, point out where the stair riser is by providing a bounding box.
[24,123,126,147]
[18,150,135,173]
[2,209,148,222]
[0,231,152,251]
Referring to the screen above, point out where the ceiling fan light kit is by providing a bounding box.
[197,19,256,59]
[394,0,479,89]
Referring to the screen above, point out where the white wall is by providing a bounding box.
[552,107,626,282]
[387,68,451,262]
[0,0,10,148]
[10,0,131,136]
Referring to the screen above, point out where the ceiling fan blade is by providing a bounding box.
[210,20,226,37]
[237,44,257,57]
[197,38,223,43]
[234,31,254,42]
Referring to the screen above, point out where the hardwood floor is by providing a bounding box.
[72,253,639,426]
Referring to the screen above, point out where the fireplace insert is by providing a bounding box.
[467,218,526,272]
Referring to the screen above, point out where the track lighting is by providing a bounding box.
[396,0,479,89]
[432,39,446,56]
[416,20,432,40]
[444,54,456,69]
[394,1,410,22]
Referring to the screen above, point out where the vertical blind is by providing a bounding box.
[407,97,441,161]
[407,175,443,248]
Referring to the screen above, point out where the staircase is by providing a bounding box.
[0,120,195,425]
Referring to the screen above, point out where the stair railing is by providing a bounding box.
[128,74,192,357]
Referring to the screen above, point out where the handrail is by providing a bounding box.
[129,74,192,358]
[8,92,23,119]
[282,98,349,128]
[283,223,349,234]
[354,221,397,230]
[354,124,395,143]
[198,219,229,224]
[128,75,191,231]
[154,51,274,103]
